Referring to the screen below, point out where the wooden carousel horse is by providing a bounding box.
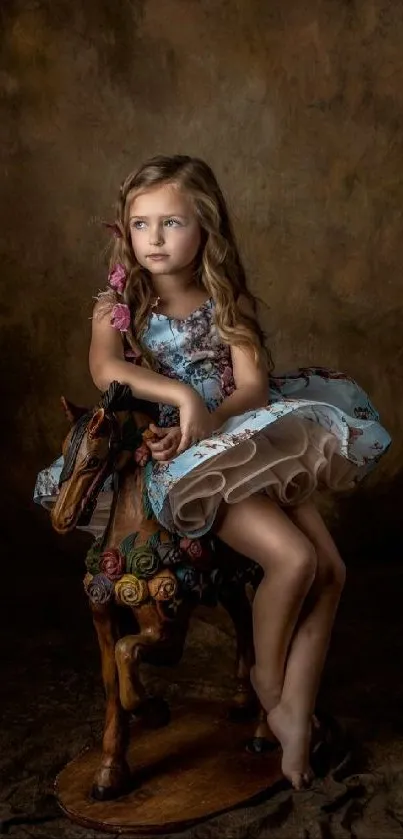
[51,382,269,801]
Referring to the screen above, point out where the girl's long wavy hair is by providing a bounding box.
[99,155,272,370]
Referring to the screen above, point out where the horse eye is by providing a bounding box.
[86,456,100,469]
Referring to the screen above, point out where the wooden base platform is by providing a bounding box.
[55,699,284,834]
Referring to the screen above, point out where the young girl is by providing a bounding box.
[34,154,390,789]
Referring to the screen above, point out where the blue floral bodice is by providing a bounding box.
[141,299,236,426]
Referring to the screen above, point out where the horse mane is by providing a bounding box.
[101,381,159,423]
[100,382,133,412]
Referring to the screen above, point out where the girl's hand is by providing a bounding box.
[145,424,182,462]
[177,390,215,455]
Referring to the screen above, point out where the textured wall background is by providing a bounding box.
[1,0,402,547]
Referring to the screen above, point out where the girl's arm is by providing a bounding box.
[212,297,268,428]
[89,299,190,408]
[212,346,268,427]
[89,300,215,450]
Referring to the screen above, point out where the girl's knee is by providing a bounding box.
[318,551,346,592]
[284,537,317,587]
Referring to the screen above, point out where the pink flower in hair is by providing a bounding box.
[108,263,127,294]
[111,303,131,332]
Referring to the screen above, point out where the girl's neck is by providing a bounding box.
[150,275,209,319]
[151,270,195,302]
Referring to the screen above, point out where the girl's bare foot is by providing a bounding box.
[250,666,319,758]
[268,702,314,790]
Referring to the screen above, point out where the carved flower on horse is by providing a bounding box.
[148,569,178,601]
[179,537,210,569]
[115,574,148,607]
[85,538,102,575]
[87,574,114,605]
[175,565,203,597]
[99,548,125,581]
[157,541,183,566]
[126,543,160,578]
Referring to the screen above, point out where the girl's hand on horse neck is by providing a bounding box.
[146,425,182,462]
[147,409,225,460]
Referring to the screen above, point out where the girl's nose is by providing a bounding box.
[149,224,164,246]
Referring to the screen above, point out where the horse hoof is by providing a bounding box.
[137,697,171,729]
[91,783,122,801]
[91,761,130,800]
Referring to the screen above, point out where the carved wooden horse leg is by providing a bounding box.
[115,601,192,727]
[90,601,131,800]
[115,605,169,714]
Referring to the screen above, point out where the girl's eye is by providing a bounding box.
[132,220,146,230]
[164,218,181,227]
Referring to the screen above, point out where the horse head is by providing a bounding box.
[51,382,156,534]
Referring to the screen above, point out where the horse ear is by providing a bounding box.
[88,408,110,439]
[61,396,88,425]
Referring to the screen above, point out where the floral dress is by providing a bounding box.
[34,298,391,538]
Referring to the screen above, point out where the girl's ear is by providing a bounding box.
[60,397,88,425]
[88,408,110,438]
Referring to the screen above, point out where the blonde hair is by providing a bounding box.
[100,155,272,370]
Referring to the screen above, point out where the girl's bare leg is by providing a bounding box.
[215,495,318,716]
[268,500,346,788]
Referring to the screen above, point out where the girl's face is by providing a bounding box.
[128,183,201,277]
